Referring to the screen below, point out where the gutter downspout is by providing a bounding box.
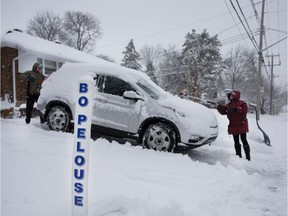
[12,52,29,105]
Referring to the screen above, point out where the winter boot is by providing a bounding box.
[243,145,251,161]
[234,144,242,158]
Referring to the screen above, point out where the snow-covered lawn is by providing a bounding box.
[1,109,287,216]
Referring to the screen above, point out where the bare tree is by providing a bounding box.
[240,48,258,101]
[96,54,115,63]
[27,10,62,41]
[222,45,250,90]
[139,44,163,84]
[60,11,103,53]
[158,45,184,94]
[140,44,163,70]
[272,84,288,114]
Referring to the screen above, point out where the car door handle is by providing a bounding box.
[95,98,107,103]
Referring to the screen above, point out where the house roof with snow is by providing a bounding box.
[1,30,107,64]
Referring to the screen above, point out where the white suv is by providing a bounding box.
[37,62,218,152]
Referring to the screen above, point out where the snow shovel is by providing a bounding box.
[249,104,271,146]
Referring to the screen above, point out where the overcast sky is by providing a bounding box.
[1,0,287,85]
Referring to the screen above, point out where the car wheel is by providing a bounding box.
[142,122,176,152]
[47,106,70,132]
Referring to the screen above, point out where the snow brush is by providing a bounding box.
[249,104,271,146]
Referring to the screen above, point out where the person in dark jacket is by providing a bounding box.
[217,90,251,161]
[23,63,45,124]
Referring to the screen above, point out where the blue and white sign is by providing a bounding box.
[72,76,94,216]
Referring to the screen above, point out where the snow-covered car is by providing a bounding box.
[37,62,218,152]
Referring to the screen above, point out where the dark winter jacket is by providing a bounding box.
[217,90,249,135]
[23,63,45,95]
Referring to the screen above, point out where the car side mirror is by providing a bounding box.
[249,103,256,109]
[123,91,143,101]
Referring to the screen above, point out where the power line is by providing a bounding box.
[262,36,288,52]
[249,0,284,81]
[250,0,261,23]
[224,0,250,47]
[236,0,260,48]
[266,27,288,34]
[95,11,231,49]
[217,13,256,35]
[221,28,260,45]
[217,22,241,36]
[229,0,272,81]
[265,0,273,46]
[229,0,259,51]
[223,0,272,83]
[96,1,257,50]
[266,10,288,13]
[215,13,261,46]
[93,0,282,84]
[94,0,274,65]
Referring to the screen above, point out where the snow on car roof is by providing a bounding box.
[48,61,154,84]
[38,62,163,107]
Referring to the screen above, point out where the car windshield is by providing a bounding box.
[136,78,165,100]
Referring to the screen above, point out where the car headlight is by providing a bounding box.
[189,135,204,143]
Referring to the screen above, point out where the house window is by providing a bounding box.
[37,58,43,66]
[37,58,63,76]
[57,62,63,69]
[44,60,57,75]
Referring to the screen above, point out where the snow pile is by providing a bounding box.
[0,97,13,111]
[1,110,287,216]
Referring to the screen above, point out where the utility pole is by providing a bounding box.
[256,0,265,120]
[270,56,274,115]
[266,54,281,115]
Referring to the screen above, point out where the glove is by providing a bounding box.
[228,107,237,113]
[28,75,35,82]
[217,104,225,112]
[217,104,222,110]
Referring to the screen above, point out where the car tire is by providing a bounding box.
[47,106,71,132]
[142,122,176,152]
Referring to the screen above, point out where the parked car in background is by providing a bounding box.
[37,62,218,152]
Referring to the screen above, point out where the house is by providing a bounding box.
[1,29,106,105]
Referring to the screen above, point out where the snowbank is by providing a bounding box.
[1,110,287,216]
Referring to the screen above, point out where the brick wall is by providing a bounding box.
[1,47,27,103]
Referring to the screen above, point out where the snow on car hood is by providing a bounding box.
[159,94,218,136]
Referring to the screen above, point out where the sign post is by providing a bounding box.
[72,76,94,216]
